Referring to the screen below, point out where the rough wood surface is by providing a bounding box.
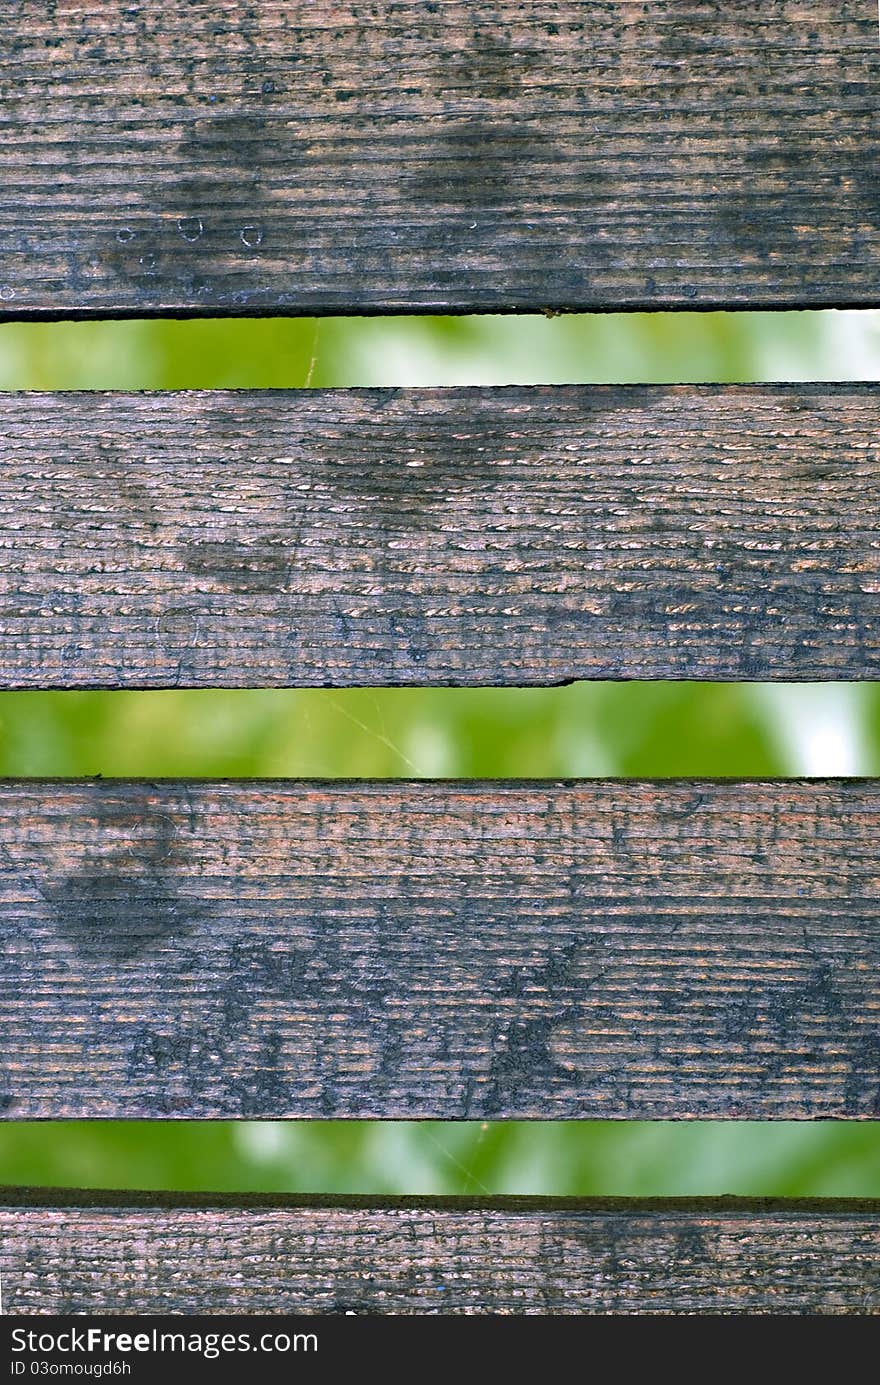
[2,779,878,1120]
[1,1191,877,1314]
[3,385,879,688]
[0,2,878,317]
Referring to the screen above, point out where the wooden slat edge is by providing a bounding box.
[2,1192,877,1313]
[3,385,879,686]
[2,778,879,1120]
[5,1189,879,1213]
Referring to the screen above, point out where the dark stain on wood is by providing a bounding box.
[181,538,299,595]
[2,1192,878,1314]
[101,113,286,304]
[404,117,554,216]
[42,786,204,963]
[1,780,878,1120]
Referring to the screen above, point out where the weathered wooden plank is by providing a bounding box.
[0,2,878,317]
[3,385,878,687]
[2,780,878,1120]
[1,1191,877,1314]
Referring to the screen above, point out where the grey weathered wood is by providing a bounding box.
[1,1191,877,1314]
[3,385,879,687]
[0,2,878,317]
[2,779,878,1120]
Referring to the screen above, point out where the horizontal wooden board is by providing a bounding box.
[2,780,879,1120]
[3,385,879,687]
[0,2,878,316]
[2,1191,878,1314]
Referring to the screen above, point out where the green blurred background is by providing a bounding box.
[1,309,879,1196]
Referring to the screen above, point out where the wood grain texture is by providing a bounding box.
[2,779,879,1120]
[0,1,878,317]
[2,1191,878,1314]
[3,385,879,688]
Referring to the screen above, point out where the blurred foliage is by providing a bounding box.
[3,1122,879,1198]
[1,309,879,1195]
